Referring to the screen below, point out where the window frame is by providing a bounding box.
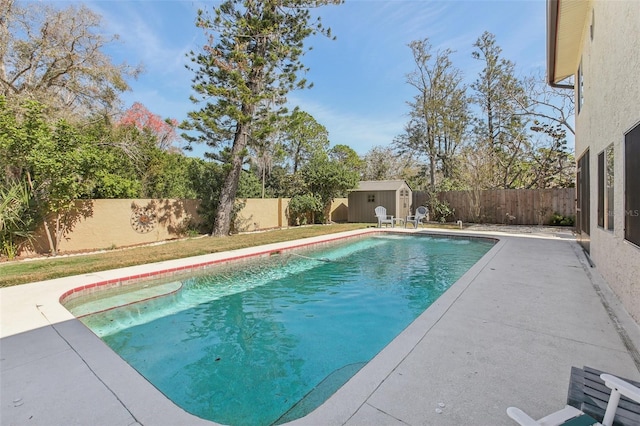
[577,59,584,114]
[598,151,605,228]
[598,144,615,231]
[577,150,590,235]
[606,145,614,231]
[625,123,640,247]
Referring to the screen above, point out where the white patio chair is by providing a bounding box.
[507,373,640,426]
[405,206,428,228]
[374,206,394,227]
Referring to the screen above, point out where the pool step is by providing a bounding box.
[69,281,183,317]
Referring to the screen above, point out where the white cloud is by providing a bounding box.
[88,0,197,77]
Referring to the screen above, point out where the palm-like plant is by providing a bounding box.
[0,180,37,259]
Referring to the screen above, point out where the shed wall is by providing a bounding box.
[348,191,397,223]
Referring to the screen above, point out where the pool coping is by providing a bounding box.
[1,227,497,425]
[1,229,380,339]
[2,226,640,426]
[285,228,505,425]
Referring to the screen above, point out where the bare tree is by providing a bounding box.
[361,145,423,184]
[1,2,141,119]
[516,72,575,136]
[508,72,575,189]
[526,122,575,189]
[396,38,469,190]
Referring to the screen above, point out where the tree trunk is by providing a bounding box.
[427,128,436,190]
[42,216,57,255]
[25,171,57,254]
[429,153,436,190]
[210,3,269,236]
[212,128,248,236]
[262,165,265,199]
[323,200,332,224]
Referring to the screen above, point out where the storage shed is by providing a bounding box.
[348,180,412,223]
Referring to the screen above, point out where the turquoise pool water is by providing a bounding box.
[74,234,494,425]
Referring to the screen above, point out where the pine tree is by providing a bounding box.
[471,31,529,189]
[182,0,341,236]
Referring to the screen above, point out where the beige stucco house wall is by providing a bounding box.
[548,0,640,322]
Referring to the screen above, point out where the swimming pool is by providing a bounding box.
[66,233,495,425]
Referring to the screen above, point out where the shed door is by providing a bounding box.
[399,189,411,219]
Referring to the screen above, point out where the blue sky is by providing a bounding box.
[72,0,548,157]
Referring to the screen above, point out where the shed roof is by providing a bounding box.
[352,180,411,192]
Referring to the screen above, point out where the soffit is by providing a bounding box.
[549,0,591,84]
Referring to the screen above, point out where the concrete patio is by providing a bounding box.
[2,227,639,425]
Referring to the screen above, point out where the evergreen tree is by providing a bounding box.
[281,107,329,173]
[182,0,341,236]
[471,31,529,189]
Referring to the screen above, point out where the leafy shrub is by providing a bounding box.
[288,193,322,225]
[175,217,203,237]
[429,197,455,223]
[549,212,575,226]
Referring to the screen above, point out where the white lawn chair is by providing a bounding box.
[374,206,394,227]
[507,373,640,426]
[405,206,428,228]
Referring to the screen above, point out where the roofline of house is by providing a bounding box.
[547,0,575,90]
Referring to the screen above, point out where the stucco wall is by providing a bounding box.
[31,199,202,254]
[235,198,288,232]
[27,197,350,255]
[576,0,640,322]
[234,198,348,231]
[330,198,348,222]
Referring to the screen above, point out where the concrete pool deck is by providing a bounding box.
[1,227,639,425]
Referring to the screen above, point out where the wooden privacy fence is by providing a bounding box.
[413,188,575,225]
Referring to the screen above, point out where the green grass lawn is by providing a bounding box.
[0,224,372,287]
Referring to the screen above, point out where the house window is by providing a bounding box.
[367,194,375,203]
[576,150,590,250]
[598,152,604,228]
[577,59,584,113]
[598,144,614,231]
[625,124,640,247]
[606,145,614,231]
